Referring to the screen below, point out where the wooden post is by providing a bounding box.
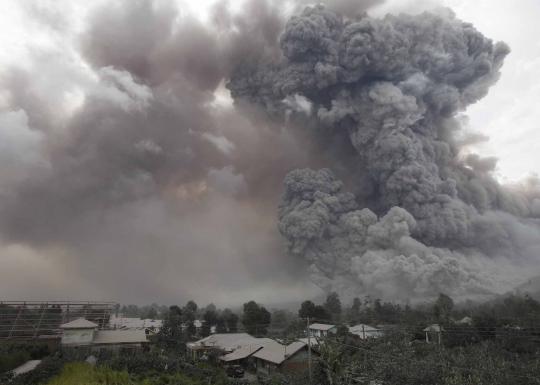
[307,317,312,385]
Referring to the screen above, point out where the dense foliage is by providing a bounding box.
[242,301,271,336]
[0,343,51,374]
[313,332,540,385]
[43,362,227,385]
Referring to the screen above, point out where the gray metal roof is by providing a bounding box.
[253,341,306,365]
[109,316,163,330]
[309,323,336,331]
[188,333,262,352]
[349,324,383,339]
[60,318,98,329]
[219,344,264,362]
[92,330,147,344]
[423,324,443,332]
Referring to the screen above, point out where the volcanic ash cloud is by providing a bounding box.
[228,5,540,301]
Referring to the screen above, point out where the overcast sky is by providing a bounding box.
[373,0,540,183]
[0,0,538,306]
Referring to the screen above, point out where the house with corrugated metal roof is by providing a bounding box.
[253,341,314,376]
[423,324,444,344]
[109,315,163,334]
[308,323,337,338]
[349,324,383,339]
[187,333,264,360]
[188,333,315,375]
[60,318,100,346]
[59,318,148,354]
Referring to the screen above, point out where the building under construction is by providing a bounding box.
[0,301,116,342]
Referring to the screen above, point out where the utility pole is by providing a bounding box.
[307,316,312,385]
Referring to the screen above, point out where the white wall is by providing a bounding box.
[61,329,95,346]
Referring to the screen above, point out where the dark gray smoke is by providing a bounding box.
[228,5,540,301]
[1,1,538,304]
[0,0,320,304]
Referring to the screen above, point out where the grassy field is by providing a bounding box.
[45,362,209,385]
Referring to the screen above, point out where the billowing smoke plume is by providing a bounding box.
[229,5,540,301]
[0,0,319,304]
[1,0,539,304]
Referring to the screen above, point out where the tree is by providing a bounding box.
[347,297,361,323]
[271,309,291,329]
[299,300,331,321]
[315,339,347,385]
[313,305,331,321]
[373,300,402,324]
[143,307,158,320]
[242,301,271,335]
[121,304,140,317]
[222,309,238,332]
[201,310,218,337]
[351,297,361,314]
[299,300,317,319]
[157,305,183,350]
[324,292,342,320]
[433,293,454,323]
[181,302,197,338]
[215,316,227,333]
[203,309,218,326]
[185,300,198,314]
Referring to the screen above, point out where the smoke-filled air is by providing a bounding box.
[229,2,540,301]
[1,0,539,304]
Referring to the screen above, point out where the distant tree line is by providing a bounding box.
[136,291,540,362]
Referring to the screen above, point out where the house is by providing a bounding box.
[253,341,314,376]
[186,333,271,360]
[308,323,337,338]
[423,324,444,344]
[189,333,316,376]
[217,341,279,371]
[60,318,148,353]
[349,324,383,339]
[219,344,265,365]
[181,319,209,335]
[455,316,473,325]
[109,315,163,334]
[91,330,149,353]
[216,337,286,372]
[60,318,99,346]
